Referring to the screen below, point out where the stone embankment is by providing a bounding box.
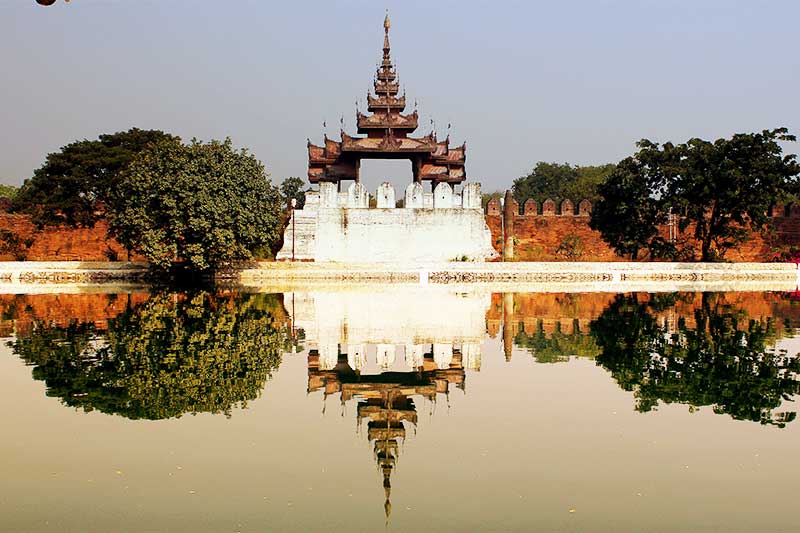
[0,260,796,293]
[0,262,150,293]
[238,261,800,293]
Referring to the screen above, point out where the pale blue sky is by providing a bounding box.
[2,0,799,192]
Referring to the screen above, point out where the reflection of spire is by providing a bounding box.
[307,345,466,523]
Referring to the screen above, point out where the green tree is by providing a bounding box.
[0,184,18,200]
[108,138,283,273]
[668,129,800,261]
[591,293,800,427]
[512,162,616,206]
[280,176,306,210]
[589,152,672,260]
[10,292,290,420]
[13,128,179,228]
[591,129,800,261]
[515,326,601,364]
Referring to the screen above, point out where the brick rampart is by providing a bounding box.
[484,197,800,262]
[0,214,143,261]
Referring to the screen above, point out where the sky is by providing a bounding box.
[2,0,799,193]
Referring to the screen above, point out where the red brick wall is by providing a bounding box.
[487,199,800,262]
[0,214,143,261]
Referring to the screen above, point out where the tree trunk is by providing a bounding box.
[701,236,713,262]
[701,201,718,261]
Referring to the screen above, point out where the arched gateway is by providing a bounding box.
[276,15,496,262]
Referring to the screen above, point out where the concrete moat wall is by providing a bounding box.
[277,181,497,262]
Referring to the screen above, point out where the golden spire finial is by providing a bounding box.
[384,11,390,32]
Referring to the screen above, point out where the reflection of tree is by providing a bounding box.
[11,292,291,420]
[515,323,601,363]
[591,293,800,427]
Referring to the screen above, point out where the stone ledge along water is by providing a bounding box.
[0,261,797,293]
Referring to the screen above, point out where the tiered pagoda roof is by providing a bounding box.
[307,14,467,185]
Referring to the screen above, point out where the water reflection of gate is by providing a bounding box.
[292,288,484,520]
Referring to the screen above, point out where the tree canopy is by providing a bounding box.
[10,292,292,420]
[0,184,18,200]
[591,129,800,261]
[512,162,616,207]
[279,176,306,210]
[589,154,673,260]
[590,293,800,427]
[13,128,179,228]
[108,138,283,273]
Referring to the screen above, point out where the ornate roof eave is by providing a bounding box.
[357,110,419,130]
[367,94,406,110]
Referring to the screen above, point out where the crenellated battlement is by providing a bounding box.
[276,181,497,262]
[313,181,484,210]
[485,197,594,217]
[487,198,800,219]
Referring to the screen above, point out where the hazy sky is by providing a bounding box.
[2,0,799,192]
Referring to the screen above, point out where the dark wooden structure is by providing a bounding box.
[307,14,467,188]
[308,346,465,522]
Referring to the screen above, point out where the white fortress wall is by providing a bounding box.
[276,182,497,262]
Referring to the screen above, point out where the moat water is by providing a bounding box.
[1,288,799,532]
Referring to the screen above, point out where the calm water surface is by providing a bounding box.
[1,289,799,532]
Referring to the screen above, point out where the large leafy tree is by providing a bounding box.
[591,293,800,427]
[108,138,283,273]
[13,128,179,227]
[668,129,800,260]
[591,129,800,261]
[589,148,674,260]
[10,292,290,420]
[512,161,616,206]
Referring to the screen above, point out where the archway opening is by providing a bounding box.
[359,160,414,205]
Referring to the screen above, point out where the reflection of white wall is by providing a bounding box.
[318,342,339,371]
[433,343,453,369]
[462,342,481,371]
[405,343,425,369]
[289,288,489,346]
[291,288,487,371]
[347,344,367,371]
[376,344,396,369]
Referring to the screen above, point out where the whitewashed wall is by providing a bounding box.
[276,182,497,262]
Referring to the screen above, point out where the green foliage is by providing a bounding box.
[590,155,672,260]
[0,184,18,199]
[10,292,291,420]
[512,162,616,205]
[554,233,584,260]
[669,129,800,261]
[591,293,800,427]
[0,229,36,260]
[13,128,179,228]
[591,129,800,261]
[108,138,283,273]
[515,326,601,363]
[279,176,306,210]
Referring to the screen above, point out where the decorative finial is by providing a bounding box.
[384,11,390,31]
